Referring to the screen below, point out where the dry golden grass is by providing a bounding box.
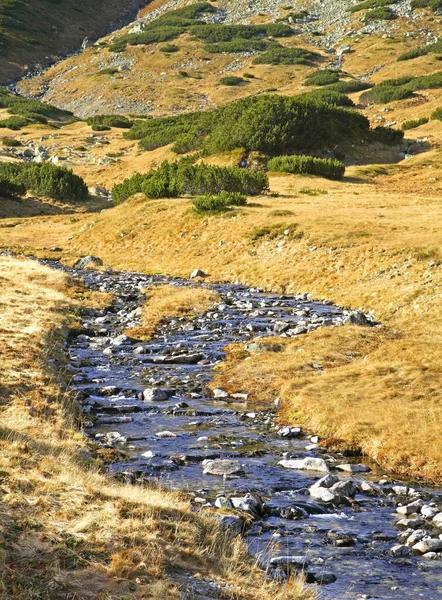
[0,256,311,600]
[126,284,220,339]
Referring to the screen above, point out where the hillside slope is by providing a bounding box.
[0,0,146,83]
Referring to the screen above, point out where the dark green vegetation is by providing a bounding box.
[1,137,21,146]
[364,7,397,19]
[86,114,133,130]
[401,117,429,130]
[298,89,355,106]
[360,71,442,103]
[0,87,72,129]
[325,80,371,93]
[111,160,269,204]
[397,40,442,61]
[219,76,245,86]
[0,0,137,81]
[160,43,180,53]
[349,0,397,12]
[189,23,294,43]
[193,191,247,213]
[304,69,340,86]
[109,2,216,52]
[252,47,318,65]
[0,162,88,202]
[125,94,370,156]
[431,107,442,119]
[267,154,346,179]
[410,0,442,12]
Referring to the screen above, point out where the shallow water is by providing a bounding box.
[47,261,442,600]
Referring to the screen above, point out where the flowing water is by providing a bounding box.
[47,261,442,600]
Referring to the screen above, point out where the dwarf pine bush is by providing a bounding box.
[267,155,346,180]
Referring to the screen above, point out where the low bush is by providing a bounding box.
[364,7,397,19]
[127,94,370,156]
[86,114,133,129]
[298,89,355,106]
[361,71,442,104]
[0,116,30,130]
[2,137,21,146]
[112,159,269,204]
[219,76,244,86]
[397,40,442,61]
[431,106,442,119]
[304,69,340,86]
[0,162,88,201]
[205,39,270,53]
[267,154,346,179]
[0,175,25,197]
[0,87,72,125]
[401,117,429,130]
[326,80,371,93]
[193,191,247,213]
[189,23,293,43]
[349,0,397,12]
[253,47,317,65]
[160,43,180,52]
[410,0,429,7]
[372,125,404,145]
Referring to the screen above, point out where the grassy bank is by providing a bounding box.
[0,255,312,600]
[0,160,441,483]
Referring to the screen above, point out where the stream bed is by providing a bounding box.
[50,260,442,600]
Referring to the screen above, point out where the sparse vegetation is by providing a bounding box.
[252,46,318,65]
[1,136,21,146]
[397,40,442,61]
[349,0,397,12]
[160,43,180,52]
[86,114,133,129]
[0,86,72,128]
[431,106,442,119]
[267,155,346,179]
[248,221,303,241]
[360,71,442,103]
[364,7,397,19]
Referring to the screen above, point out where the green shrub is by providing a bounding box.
[126,94,370,156]
[86,114,133,129]
[160,43,180,52]
[372,125,404,144]
[349,0,397,12]
[189,23,293,43]
[219,76,244,86]
[431,107,442,119]
[298,89,355,106]
[193,191,247,213]
[205,39,270,53]
[91,124,111,131]
[304,69,340,86]
[0,162,88,202]
[111,160,269,204]
[0,116,30,130]
[0,175,25,197]
[401,117,429,130]
[267,154,345,179]
[364,7,397,19]
[253,46,317,65]
[243,73,256,79]
[0,87,72,123]
[98,67,119,75]
[2,137,21,146]
[410,0,429,7]
[397,40,442,61]
[325,80,371,93]
[361,71,442,104]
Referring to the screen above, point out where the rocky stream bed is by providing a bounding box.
[46,259,442,600]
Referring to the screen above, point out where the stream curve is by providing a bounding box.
[49,260,442,600]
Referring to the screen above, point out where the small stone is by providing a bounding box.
[156,431,176,438]
[390,544,411,557]
[190,269,207,279]
[336,463,371,473]
[142,388,173,402]
[212,388,229,399]
[202,459,244,477]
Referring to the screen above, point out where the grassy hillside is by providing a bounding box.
[0,0,140,83]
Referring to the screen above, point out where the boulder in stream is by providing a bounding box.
[74,255,103,269]
[202,459,244,477]
[278,457,329,472]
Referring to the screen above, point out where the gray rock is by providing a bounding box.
[155,430,177,438]
[74,255,103,269]
[277,426,302,438]
[190,269,207,279]
[413,539,442,554]
[213,514,242,536]
[278,457,329,472]
[202,459,244,477]
[269,555,310,571]
[336,463,371,473]
[142,388,173,402]
[343,310,368,325]
[390,544,411,557]
[212,388,229,399]
[396,517,425,530]
[433,513,442,527]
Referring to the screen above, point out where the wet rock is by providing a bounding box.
[396,500,424,516]
[277,426,302,438]
[215,496,233,509]
[142,387,173,402]
[413,539,442,554]
[269,555,310,572]
[278,457,329,472]
[433,513,442,527]
[279,506,309,520]
[202,459,244,477]
[95,415,133,424]
[156,431,177,438]
[213,514,242,536]
[307,571,337,585]
[336,463,371,473]
[396,517,425,530]
[160,353,203,364]
[74,255,103,269]
[390,544,412,557]
[421,505,438,518]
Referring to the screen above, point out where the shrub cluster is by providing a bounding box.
[219,76,244,86]
[0,162,88,202]
[364,7,397,19]
[298,89,355,106]
[372,125,404,145]
[397,40,442,61]
[349,0,397,12]
[304,69,340,86]
[360,71,442,104]
[204,39,271,53]
[431,107,442,120]
[2,137,21,146]
[126,94,370,156]
[267,154,346,179]
[111,159,269,204]
[0,86,72,129]
[189,23,293,43]
[252,47,317,65]
[193,191,247,213]
[86,114,133,130]
[410,0,442,11]
[0,175,26,197]
[401,117,429,130]
[325,80,371,93]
